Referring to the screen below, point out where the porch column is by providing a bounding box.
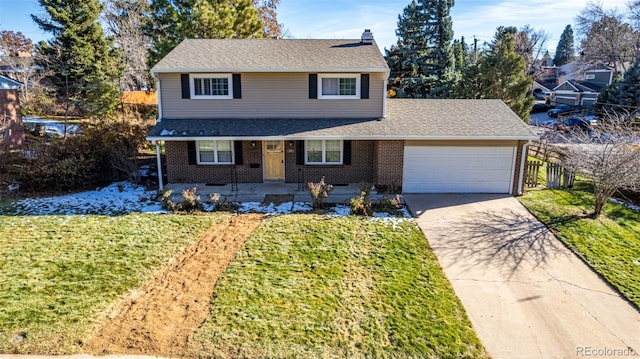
[154,140,164,191]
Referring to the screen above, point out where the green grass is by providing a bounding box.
[0,213,229,354]
[187,215,487,359]
[520,183,640,308]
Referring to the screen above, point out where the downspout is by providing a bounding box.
[154,140,164,191]
[517,140,530,196]
[152,72,164,191]
[154,72,163,122]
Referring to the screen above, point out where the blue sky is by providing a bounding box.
[0,0,630,54]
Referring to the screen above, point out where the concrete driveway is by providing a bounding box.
[404,194,640,359]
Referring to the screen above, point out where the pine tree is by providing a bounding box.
[553,25,575,66]
[452,36,472,71]
[386,0,456,98]
[146,0,263,67]
[457,29,534,120]
[599,56,640,112]
[32,0,122,118]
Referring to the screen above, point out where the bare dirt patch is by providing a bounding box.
[85,213,264,356]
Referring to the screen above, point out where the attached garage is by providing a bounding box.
[402,144,516,193]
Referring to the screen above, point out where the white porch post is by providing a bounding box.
[154,140,164,191]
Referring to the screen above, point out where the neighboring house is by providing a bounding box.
[147,31,537,195]
[552,63,614,108]
[0,87,25,147]
[0,74,23,90]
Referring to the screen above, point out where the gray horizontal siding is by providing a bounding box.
[160,72,385,119]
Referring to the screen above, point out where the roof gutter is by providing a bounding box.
[146,134,539,142]
[150,67,390,75]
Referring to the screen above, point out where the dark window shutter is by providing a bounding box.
[232,74,242,99]
[309,74,318,99]
[343,140,352,165]
[234,140,243,165]
[187,141,197,165]
[360,74,369,99]
[181,74,190,99]
[296,140,305,165]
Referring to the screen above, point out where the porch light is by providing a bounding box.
[251,141,257,147]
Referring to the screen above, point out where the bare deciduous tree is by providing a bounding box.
[557,111,640,217]
[0,31,44,106]
[103,0,150,91]
[575,2,639,71]
[516,25,550,76]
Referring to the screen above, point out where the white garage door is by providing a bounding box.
[403,146,516,193]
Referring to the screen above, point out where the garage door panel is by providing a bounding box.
[403,146,515,193]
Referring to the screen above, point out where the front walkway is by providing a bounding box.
[404,194,640,359]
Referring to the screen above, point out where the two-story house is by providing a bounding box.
[553,63,615,108]
[147,31,536,195]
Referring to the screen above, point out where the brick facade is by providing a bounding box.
[165,140,379,185]
[284,140,376,184]
[166,141,263,183]
[511,140,528,196]
[373,140,404,190]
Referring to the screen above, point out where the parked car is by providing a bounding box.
[547,105,579,118]
[530,103,551,113]
[553,115,596,133]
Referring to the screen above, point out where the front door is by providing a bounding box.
[264,140,284,180]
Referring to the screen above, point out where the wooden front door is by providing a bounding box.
[264,140,284,180]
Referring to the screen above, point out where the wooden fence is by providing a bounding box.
[527,140,565,163]
[525,160,575,189]
[525,161,542,187]
[546,163,575,189]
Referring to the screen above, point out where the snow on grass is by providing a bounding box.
[4,181,414,220]
[326,204,351,216]
[8,182,167,215]
[610,198,640,212]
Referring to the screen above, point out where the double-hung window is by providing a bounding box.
[197,140,233,164]
[190,74,232,99]
[318,74,360,99]
[305,140,343,164]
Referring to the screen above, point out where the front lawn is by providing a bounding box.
[187,215,487,358]
[0,213,229,354]
[520,183,640,308]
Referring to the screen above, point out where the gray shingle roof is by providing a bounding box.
[147,99,537,140]
[152,39,389,73]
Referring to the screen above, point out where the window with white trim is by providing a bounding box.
[318,74,360,99]
[197,140,233,164]
[305,140,343,164]
[190,74,232,99]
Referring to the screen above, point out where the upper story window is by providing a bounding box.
[197,140,233,164]
[189,74,233,99]
[318,74,360,99]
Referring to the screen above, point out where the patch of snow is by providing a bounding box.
[237,201,297,215]
[326,205,351,216]
[10,182,167,215]
[610,198,640,212]
[7,180,20,192]
[291,202,313,212]
[160,129,177,136]
[22,117,82,135]
[5,181,415,221]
